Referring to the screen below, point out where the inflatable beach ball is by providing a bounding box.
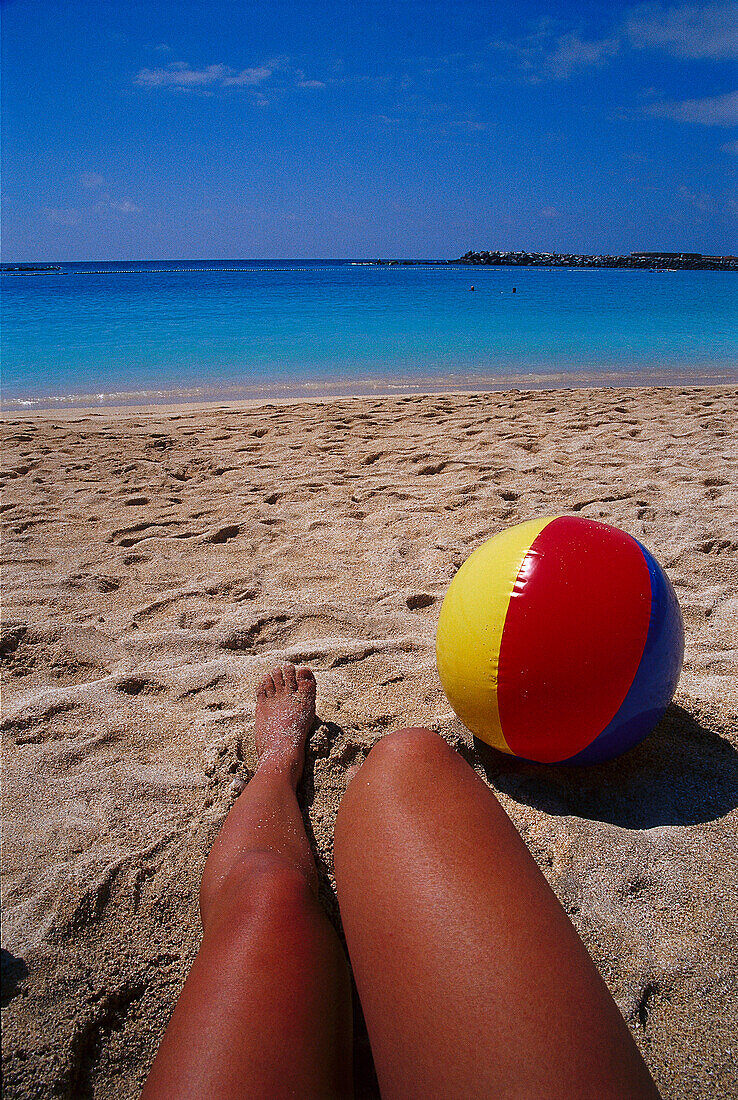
[436,516,684,764]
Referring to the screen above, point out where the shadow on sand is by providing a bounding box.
[298,719,347,924]
[1,948,28,1007]
[467,703,738,829]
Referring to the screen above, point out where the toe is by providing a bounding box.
[296,667,316,693]
[257,674,272,697]
[272,666,285,693]
[263,672,276,697]
[283,663,298,691]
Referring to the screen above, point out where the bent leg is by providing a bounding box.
[141,851,352,1100]
[142,666,352,1100]
[334,727,660,1100]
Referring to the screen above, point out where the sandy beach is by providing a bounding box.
[2,383,737,1099]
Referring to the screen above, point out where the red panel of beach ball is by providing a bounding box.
[436,516,684,764]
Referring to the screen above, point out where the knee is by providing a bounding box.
[365,726,451,779]
[336,727,452,838]
[201,851,314,938]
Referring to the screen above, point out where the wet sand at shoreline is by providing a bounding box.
[2,384,737,1098]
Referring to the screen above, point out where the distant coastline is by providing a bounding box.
[373,251,738,271]
[1,264,63,275]
[451,250,738,271]
[3,252,738,274]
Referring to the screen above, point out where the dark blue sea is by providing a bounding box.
[2,260,736,409]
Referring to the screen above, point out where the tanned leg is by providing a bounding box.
[334,727,661,1100]
[141,665,353,1100]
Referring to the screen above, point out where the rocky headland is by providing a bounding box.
[451,250,738,271]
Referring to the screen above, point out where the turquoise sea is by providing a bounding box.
[1,260,736,409]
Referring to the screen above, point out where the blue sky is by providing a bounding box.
[2,0,736,259]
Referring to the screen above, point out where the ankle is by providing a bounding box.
[256,749,304,788]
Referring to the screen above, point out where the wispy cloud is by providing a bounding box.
[294,68,326,89]
[448,118,489,131]
[544,33,619,79]
[372,90,490,137]
[492,24,618,82]
[492,3,738,82]
[646,89,738,124]
[134,60,280,90]
[679,184,714,210]
[44,195,142,227]
[44,207,81,226]
[626,2,738,60]
[104,198,142,214]
[677,183,736,216]
[133,55,329,100]
[79,172,105,189]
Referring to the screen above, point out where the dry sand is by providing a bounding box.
[1,384,737,1099]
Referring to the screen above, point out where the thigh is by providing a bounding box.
[334,728,660,1100]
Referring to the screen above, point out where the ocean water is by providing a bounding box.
[2,259,736,409]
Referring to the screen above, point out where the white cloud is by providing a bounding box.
[678,184,713,209]
[677,184,736,216]
[107,199,141,214]
[293,68,326,89]
[545,33,619,79]
[492,26,619,81]
[223,66,274,86]
[448,118,489,131]
[80,172,105,189]
[646,88,738,124]
[44,207,80,226]
[44,196,142,226]
[135,60,279,90]
[492,3,738,82]
[626,2,738,60]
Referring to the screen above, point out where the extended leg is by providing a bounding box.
[334,727,660,1100]
[142,665,352,1100]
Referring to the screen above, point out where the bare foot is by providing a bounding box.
[254,664,316,787]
